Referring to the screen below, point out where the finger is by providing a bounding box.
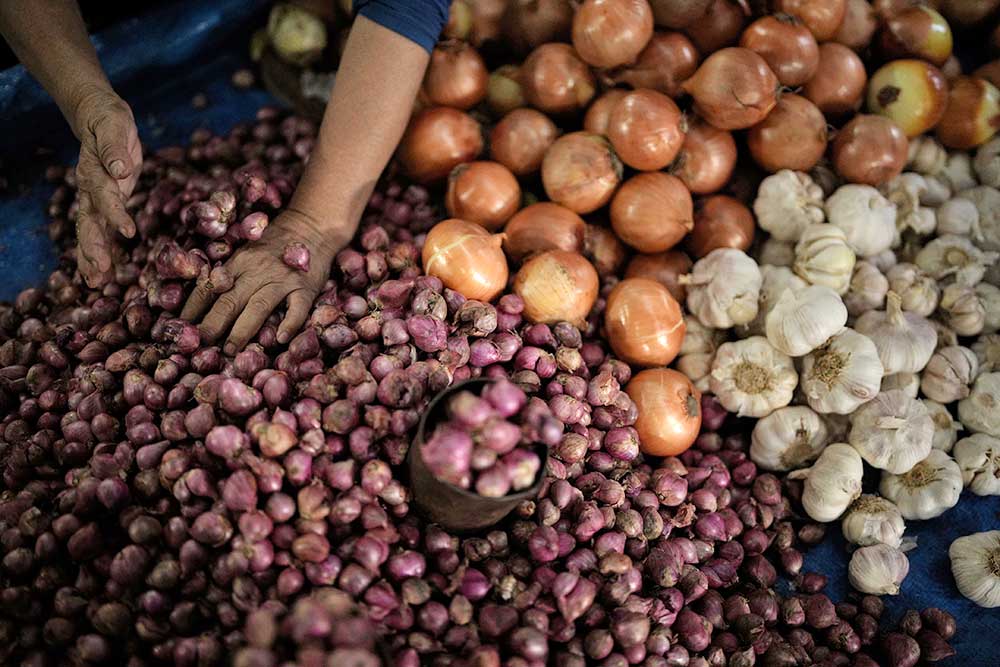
[181,280,215,323]
[90,180,136,239]
[225,286,287,355]
[277,290,314,345]
[76,193,114,276]
[93,107,137,181]
[199,280,256,344]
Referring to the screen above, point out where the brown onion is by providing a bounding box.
[503,202,586,261]
[774,0,847,41]
[610,172,693,253]
[583,89,630,134]
[445,162,522,231]
[502,0,574,54]
[487,65,526,116]
[514,250,599,325]
[584,224,628,276]
[685,195,755,258]
[670,119,736,195]
[469,0,507,45]
[739,15,819,87]
[542,132,623,214]
[624,250,692,301]
[606,31,699,98]
[521,43,597,114]
[490,108,558,175]
[832,114,909,185]
[872,0,919,20]
[572,0,655,68]
[443,0,474,39]
[422,219,509,301]
[937,0,1000,27]
[802,42,867,115]
[682,47,778,129]
[627,368,702,457]
[606,89,685,171]
[398,107,483,183]
[648,0,712,28]
[941,55,962,80]
[684,0,747,53]
[747,93,828,172]
[936,76,1000,149]
[974,60,1000,89]
[834,0,878,51]
[422,41,489,110]
[867,59,948,138]
[605,278,686,367]
[880,5,953,66]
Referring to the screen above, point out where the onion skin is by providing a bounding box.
[739,15,819,87]
[503,202,586,261]
[422,41,489,110]
[502,0,574,55]
[685,195,755,258]
[684,0,747,53]
[834,0,878,50]
[606,31,700,97]
[571,0,655,69]
[774,0,847,41]
[513,250,600,325]
[584,89,629,134]
[683,47,779,130]
[975,60,1000,89]
[490,108,558,175]
[445,162,522,231]
[606,89,685,171]
[866,59,948,138]
[935,76,1000,149]
[880,6,953,66]
[802,42,868,115]
[584,224,628,276]
[937,0,1000,27]
[611,172,693,253]
[542,132,623,214]
[398,108,483,184]
[648,0,712,28]
[469,0,507,45]
[627,368,702,457]
[670,119,736,195]
[605,278,686,367]
[521,43,597,114]
[422,219,509,302]
[487,65,526,116]
[832,114,909,185]
[747,93,828,172]
[625,250,692,301]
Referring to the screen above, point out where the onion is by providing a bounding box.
[513,250,599,325]
[445,162,522,231]
[627,368,702,456]
[584,224,628,276]
[866,59,948,138]
[975,60,1000,89]
[503,203,586,261]
[834,0,878,51]
[610,172,693,253]
[541,132,623,214]
[422,219,508,301]
[469,0,507,45]
[605,278,686,367]
[606,89,685,171]
[935,76,1000,149]
[832,114,909,185]
[444,0,474,39]
[747,93,828,172]
[487,66,526,116]
[682,47,778,129]
[521,43,597,114]
[684,0,747,53]
[937,0,1000,27]
[773,0,847,41]
[685,195,755,258]
[802,42,867,115]
[739,15,820,87]
[648,0,712,28]
[879,6,953,66]
[606,31,700,97]
[624,250,692,301]
[583,89,629,134]
[422,41,489,110]
[490,108,558,176]
[398,107,483,183]
[670,119,736,195]
[572,0,655,68]
[502,0,574,54]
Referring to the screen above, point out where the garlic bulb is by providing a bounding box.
[906,135,946,175]
[958,372,1000,438]
[750,405,829,472]
[855,292,937,374]
[885,263,940,316]
[794,224,857,295]
[800,328,883,415]
[868,249,898,273]
[848,544,910,595]
[923,399,962,452]
[765,285,847,357]
[758,238,796,268]
[939,283,986,337]
[920,175,951,207]
[974,137,1000,188]
[915,234,999,285]
[679,318,725,356]
[788,443,864,522]
[880,449,962,520]
[844,261,888,317]
[931,319,959,351]
[949,531,1000,608]
[935,198,980,237]
[940,152,976,192]
[849,390,933,474]
[956,186,1000,252]
[920,346,979,403]
[973,333,1000,374]
[738,265,808,338]
[880,372,920,398]
[825,185,896,257]
[676,353,714,393]
[683,249,762,329]
[841,495,906,549]
[882,173,936,237]
[709,336,798,418]
[753,170,825,242]
[975,283,1000,333]
[953,433,1000,496]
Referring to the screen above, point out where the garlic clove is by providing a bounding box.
[885,263,939,317]
[975,283,1000,334]
[880,372,920,398]
[879,449,963,520]
[848,543,909,595]
[973,333,1000,374]
[922,399,962,453]
[953,433,1000,496]
[920,345,979,403]
[949,530,1000,607]
[843,261,888,317]
[958,372,1000,438]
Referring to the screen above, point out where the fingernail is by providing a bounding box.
[277,332,289,344]
[109,159,126,178]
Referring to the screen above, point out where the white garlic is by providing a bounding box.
[880,449,963,520]
[750,405,829,472]
[957,186,1000,252]
[788,443,864,522]
[868,249,898,273]
[949,531,1000,608]
[882,173,936,237]
[841,495,906,549]
[922,399,962,452]
[738,265,808,338]
[974,136,1000,188]
[679,318,725,356]
[825,185,897,257]
[974,282,1000,333]
[809,161,841,197]
[758,238,796,268]
[920,175,951,207]
[849,390,933,474]
[916,234,999,285]
[844,261,888,317]
[941,152,977,192]
[958,372,1000,438]
[753,170,825,241]
[935,198,981,237]
[880,372,920,398]
[765,285,847,357]
[939,283,986,337]
[885,263,940,316]
[953,433,1000,496]
[855,292,937,375]
[800,328,883,415]
[676,352,714,393]
[920,346,979,403]
[848,544,910,595]
[906,135,947,175]
[794,224,857,295]
[709,336,798,418]
[683,249,762,329]
[973,333,1000,374]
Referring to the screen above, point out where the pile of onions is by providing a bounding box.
[935,76,1000,149]
[682,47,779,129]
[520,43,597,114]
[647,0,712,28]
[670,119,736,194]
[684,0,746,53]
[583,89,628,134]
[626,368,702,456]
[571,0,654,68]
[606,88,685,171]
[445,161,522,230]
[624,249,692,301]
[610,172,693,252]
[866,59,948,138]
[541,132,623,214]
[774,0,847,42]
[513,249,599,324]
[802,42,867,115]
[747,93,828,172]
[501,0,574,54]
[605,31,700,98]
[879,5,953,66]
[486,65,525,116]
[489,108,559,175]
[739,14,819,87]
[422,218,509,301]
[422,40,489,110]
[398,107,483,183]
[832,113,909,185]
[685,194,755,258]
[604,277,686,367]
[503,202,586,261]
[583,223,628,276]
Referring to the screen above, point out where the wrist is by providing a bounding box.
[284,204,356,255]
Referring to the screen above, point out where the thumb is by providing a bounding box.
[93,108,137,181]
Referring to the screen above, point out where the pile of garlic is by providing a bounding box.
[675,135,1000,599]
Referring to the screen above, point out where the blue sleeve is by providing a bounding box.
[354,0,450,53]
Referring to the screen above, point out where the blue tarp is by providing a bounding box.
[0,0,996,664]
